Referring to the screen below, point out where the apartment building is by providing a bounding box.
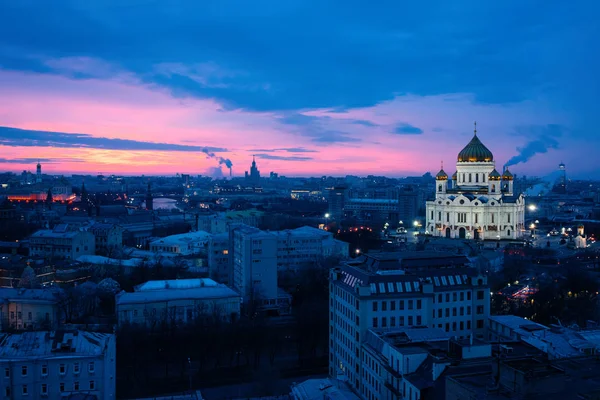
[329,252,490,394]
[0,330,116,400]
[208,233,230,285]
[0,288,62,331]
[29,226,95,260]
[230,225,278,303]
[116,278,240,328]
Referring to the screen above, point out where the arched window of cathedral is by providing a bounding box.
[438,185,442,191]
[492,184,496,192]
[469,173,472,183]
[462,173,466,182]
[475,174,479,183]
[507,230,511,236]
[483,174,486,183]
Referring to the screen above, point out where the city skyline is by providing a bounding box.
[1,2,598,178]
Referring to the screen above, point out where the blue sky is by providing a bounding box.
[0,0,597,177]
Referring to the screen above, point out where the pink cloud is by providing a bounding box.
[0,58,580,177]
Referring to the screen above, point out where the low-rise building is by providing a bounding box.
[274,226,349,271]
[29,226,95,260]
[148,231,211,255]
[488,315,600,359]
[0,330,116,400]
[116,278,241,328]
[88,223,123,256]
[447,354,600,400]
[0,288,62,331]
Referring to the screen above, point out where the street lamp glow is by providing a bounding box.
[530,223,536,229]
[355,248,361,255]
[413,221,420,227]
[399,220,404,225]
[324,213,330,219]
[528,205,537,211]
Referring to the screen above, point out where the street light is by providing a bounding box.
[325,213,330,219]
[355,248,361,255]
[528,205,537,212]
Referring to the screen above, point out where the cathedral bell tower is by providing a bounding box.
[488,169,501,194]
[502,168,514,195]
[435,162,448,195]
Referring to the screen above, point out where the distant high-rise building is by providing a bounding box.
[397,185,419,224]
[553,162,567,194]
[145,182,153,211]
[327,186,347,220]
[244,155,261,186]
[36,161,42,183]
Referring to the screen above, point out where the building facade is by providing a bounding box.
[0,330,116,400]
[0,288,61,331]
[329,252,490,394]
[116,278,240,328]
[425,123,526,240]
[148,231,211,255]
[29,227,95,259]
[88,223,123,256]
[208,233,230,285]
[230,225,278,303]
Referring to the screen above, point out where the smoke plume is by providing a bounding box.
[504,124,564,168]
[202,148,233,174]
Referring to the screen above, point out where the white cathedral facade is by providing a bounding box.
[426,124,525,240]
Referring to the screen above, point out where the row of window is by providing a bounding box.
[372,315,422,328]
[4,362,95,378]
[373,299,422,312]
[5,381,96,397]
[430,211,511,225]
[7,311,51,321]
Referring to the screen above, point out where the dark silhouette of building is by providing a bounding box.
[327,186,347,220]
[145,182,153,211]
[553,162,567,194]
[244,155,260,186]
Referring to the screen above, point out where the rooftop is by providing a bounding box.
[117,279,240,305]
[30,229,82,239]
[290,378,361,400]
[136,278,219,291]
[149,231,212,247]
[0,330,113,360]
[0,287,61,304]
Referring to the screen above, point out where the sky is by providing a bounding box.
[0,1,598,178]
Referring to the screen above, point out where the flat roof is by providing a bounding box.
[149,230,211,246]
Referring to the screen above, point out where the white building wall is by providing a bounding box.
[0,338,115,400]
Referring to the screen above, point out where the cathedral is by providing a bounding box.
[425,123,525,240]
